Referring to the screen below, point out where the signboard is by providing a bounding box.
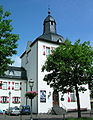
[40,90,46,102]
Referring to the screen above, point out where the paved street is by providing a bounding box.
[0,111,93,120]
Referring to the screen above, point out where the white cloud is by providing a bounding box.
[11,55,21,67]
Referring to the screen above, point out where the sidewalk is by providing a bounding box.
[0,111,93,120]
[27,111,93,119]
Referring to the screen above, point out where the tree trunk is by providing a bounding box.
[75,84,81,118]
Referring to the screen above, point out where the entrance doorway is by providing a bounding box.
[53,90,59,106]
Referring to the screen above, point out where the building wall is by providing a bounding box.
[0,78,26,111]
[21,42,38,113]
[59,84,91,111]
[21,40,91,113]
[20,80,27,106]
[37,40,58,113]
[37,40,91,112]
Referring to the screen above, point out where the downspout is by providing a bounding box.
[26,79,28,105]
[37,41,38,113]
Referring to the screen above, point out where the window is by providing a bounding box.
[13,97,20,104]
[26,54,28,64]
[14,97,19,103]
[51,21,53,25]
[15,83,20,90]
[2,96,7,103]
[9,70,14,76]
[51,47,55,53]
[70,93,76,102]
[3,82,7,90]
[46,47,50,57]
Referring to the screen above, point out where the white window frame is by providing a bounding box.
[13,97,20,103]
[2,82,7,90]
[14,83,20,90]
[46,47,50,57]
[70,93,76,102]
[2,96,7,103]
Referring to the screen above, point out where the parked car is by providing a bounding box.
[0,110,3,114]
[5,107,20,115]
[20,105,31,115]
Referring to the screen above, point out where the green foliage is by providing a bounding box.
[42,39,93,118]
[0,6,19,76]
[42,39,93,93]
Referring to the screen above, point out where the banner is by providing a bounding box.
[40,90,46,102]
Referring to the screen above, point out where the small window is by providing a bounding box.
[15,83,20,90]
[51,47,55,53]
[3,82,7,90]
[13,97,20,103]
[51,21,53,25]
[46,47,50,57]
[2,96,7,103]
[70,93,76,102]
[14,97,19,103]
[26,53,29,64]
[9,70,14,76]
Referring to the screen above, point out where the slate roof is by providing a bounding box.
[0,66,27,80]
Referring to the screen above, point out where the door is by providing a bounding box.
[53,90,59,106]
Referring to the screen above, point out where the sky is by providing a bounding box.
[0,0,93,66]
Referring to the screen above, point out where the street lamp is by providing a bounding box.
[29,79,34,120]
[29,79,34,91]
[9,91,11,115]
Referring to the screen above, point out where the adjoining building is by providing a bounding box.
[0,66,27,112]
[0,11,91,113]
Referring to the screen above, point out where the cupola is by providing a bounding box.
[38,10,64,42]
[43,11,56,34]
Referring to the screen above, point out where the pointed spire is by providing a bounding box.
[48,6,51,15]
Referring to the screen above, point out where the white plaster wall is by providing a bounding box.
[59,84,91,111]
[59,92,77,111]
[79,84,91,110]
[0,78,26,111]
[37,40,58,113]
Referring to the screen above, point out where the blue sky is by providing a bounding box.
[1,0,93,66]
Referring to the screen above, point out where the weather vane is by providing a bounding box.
[48,5,51,15]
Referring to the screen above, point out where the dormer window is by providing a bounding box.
[9,70,14,76]
[57,38,63,43]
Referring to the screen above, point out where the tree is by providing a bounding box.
[0,6,19,76]
[42,39,93,118]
